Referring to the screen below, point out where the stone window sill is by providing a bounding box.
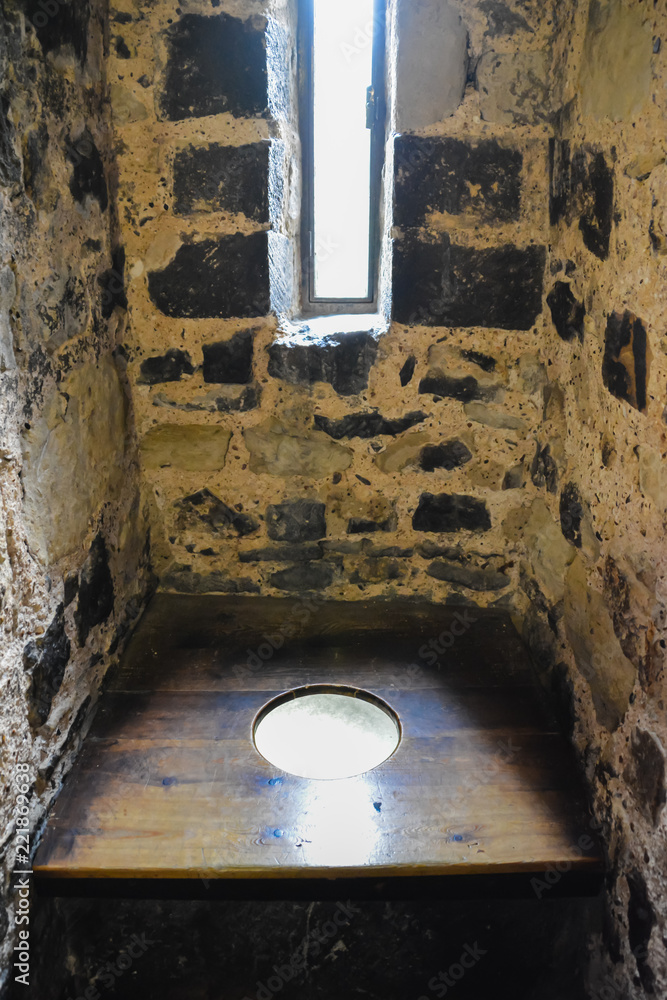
[275,313,388,345]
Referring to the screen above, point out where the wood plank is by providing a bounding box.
[34,596,602,891]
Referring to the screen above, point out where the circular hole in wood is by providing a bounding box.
[253,685,401,780]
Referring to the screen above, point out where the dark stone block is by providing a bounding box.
[66,128,107,211]
[627,871,656,994]
[99,247,127,319]
[347,515,396,534]
[366,545,414,558]
[23,604,71,727]
[399,355,416,386]
[314,410,426,440]
[139,349,194,385]
[161,13,268,121]
[560,482,583,547]
[0,902,7,945]
[427,560,509,591]
[148,233,270,319]
[178,490,259,537]
[420,440,473,472]
[393,233,546,330]
[162,566,260,594]
[623,728,666,826]
[75,535,114,647]
[460,349,496,372]
[268,331,378,396]
[203,330,254,384]
[602,310,648,412]
[502,463,525,490]
[531,444,558,494]
[0,95,22,187]
[25,0,90,64]
[549,140,614,260]
[115,35,131,58]
[270,563,334,591]
[413,492,491,532]
[239,544,322,563]
[394,136,522,228]
[214,385,261,412]
[547,281,585,342]
[63,572,79,607]
[266,500,326,542]
[173,142,269,222]
[418,373,480,402]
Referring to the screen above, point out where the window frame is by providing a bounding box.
[297,0,387,317]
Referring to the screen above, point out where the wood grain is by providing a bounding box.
[34,596,602,888]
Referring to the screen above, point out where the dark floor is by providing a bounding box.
[22,893,601,1000]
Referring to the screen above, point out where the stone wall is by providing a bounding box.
[107,0,565,610]
[0,0,153,989]
[522,0,667,996]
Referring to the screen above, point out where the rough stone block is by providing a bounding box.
[547,282,585,342]
[623,728,666,827]
[239,544,322,563]
[162,566,259,594]
[148,233,270,319]
[266,500,326,542]
[580,0,652,122]
[0,95,22,186]
[177,489,259,537]
[268,331,378,396]
[270,563,333,592]
[161,13,268,121]
[394,136,522,228]
[140,425,232,471]
[395,0,468,130]
[549,141,614,260]
[420,440,472,472]
[463,402,527,433]
[203,330,254,384]
[374,432,431,474]
[393,233,546,330]
[25,0,90,63]
[153,385,260,414]
[413,493,491,532]
[23,604,71,727]
[244,419,352,478]
[76,535,115,647]
[476,51,552,126]
[314,410,426,440]
[347,514,397,534]
[399,355,416,386]
[173,142,269,222]
[560,482,584,547]
[602,310,649,412]
[426,559,509,591]
[138,349,194,385]
[66,128,107,212]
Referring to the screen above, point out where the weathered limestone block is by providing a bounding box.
[520,498,575,605]
[602,311,649,412]
[393,233,545,330]
[413,493,491,532]
[268,332,378,396]
[565,555,636,731]
[161,565,259,594]
[426,559,509,591]
[420,440,472,472]
[395,0,468,130]
[148,235,270,320]
[266,500,326,542]
[21,356,126,563]
[394,136,522,227]
[141,425,232,471]
[110,84,149,124]
[374,432,431,473]
[579,0,652,121]
[463,402,527,433]
[0,264,17,370]
[239,544,322,563]
[244,419,352,478]
[160,13,268,121]
[173,142,269,222]
[477,51,552,126]
[153,385,260,414]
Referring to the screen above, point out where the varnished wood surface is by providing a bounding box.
[34,596,602,888]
